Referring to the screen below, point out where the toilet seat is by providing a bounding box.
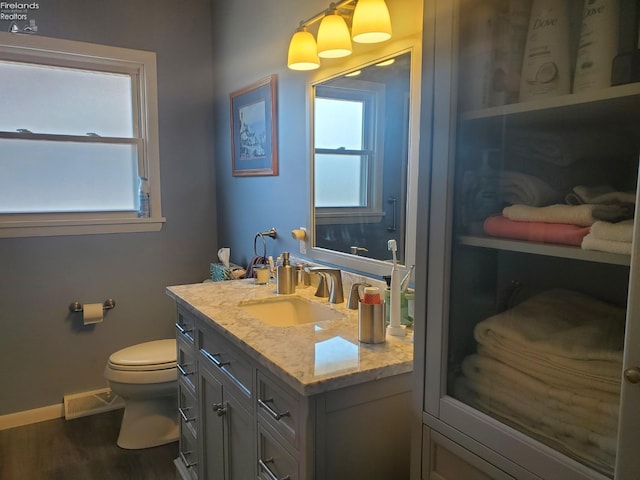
[108,339,176,372]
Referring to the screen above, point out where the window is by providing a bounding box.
[314,80,385,223]
[0,32,163,237]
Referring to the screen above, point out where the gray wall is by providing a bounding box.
[211,0,328,267]
[211,0,423,268]
[0,0,217,415]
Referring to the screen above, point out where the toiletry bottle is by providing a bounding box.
[573,0,620,93]
[519,0,571,102]
[611,0,640,85]
[459,0,498,111]
[363,286,382,304]
[137,177,150,218]
[276,252,295,294]
[494,0,533,105]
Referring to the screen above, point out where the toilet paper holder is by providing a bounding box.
[68,298,116,313]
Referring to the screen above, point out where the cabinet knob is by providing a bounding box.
[212,402,227,416]
[624,367,640,384]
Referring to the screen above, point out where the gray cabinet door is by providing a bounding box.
[200,365,225,480]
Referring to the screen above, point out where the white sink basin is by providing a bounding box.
[239,296,344,327]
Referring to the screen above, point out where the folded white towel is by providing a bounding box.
[478,344,621,394]
[582,232,632,255]
[461,354,619,432]
[455,377,616,476]
[504,203,633,226]
[474,288,625,365]
[499,171,561,206]
[503,204,596,226]
[590,220,634,243]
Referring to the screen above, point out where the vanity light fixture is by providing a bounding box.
[286,0,392,71]
[351,0,392,43]
[317,7,352,58]
[288,26,321,71]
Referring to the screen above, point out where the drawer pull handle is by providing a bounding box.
[259,458,290,480]
[258,398,290,421]
[201,348,231,368]
[179,451,198,469]
[212,402,227,416]
[175,322,194,336]
[178,407,196,423]
[177,363,194,377]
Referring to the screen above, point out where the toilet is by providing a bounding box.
[104,339,179,449]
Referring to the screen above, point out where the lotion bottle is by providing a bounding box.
[519,0,571,102]
[276,252,295,295]
[573,0,620,93]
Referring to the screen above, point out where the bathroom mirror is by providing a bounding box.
[309,45,421,277]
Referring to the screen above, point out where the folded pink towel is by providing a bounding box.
[484,215,591,246]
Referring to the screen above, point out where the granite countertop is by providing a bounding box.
[166,279,414,396]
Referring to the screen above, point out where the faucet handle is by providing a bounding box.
[347,282,371,309]
[314,273,330,298]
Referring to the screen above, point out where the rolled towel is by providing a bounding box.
[591,220,634,242]
[582,233,632,255]
[508,129,632,166]
[567,185,636,205]
[499,171,561,206]
[484,215,590,246]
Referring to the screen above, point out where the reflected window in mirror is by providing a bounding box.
[315,81,384,213]
[312,52,411,265]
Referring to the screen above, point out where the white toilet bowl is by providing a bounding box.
[104,339,179,449]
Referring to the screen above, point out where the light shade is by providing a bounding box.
[316,12,352,59]
[351,0,392,44]
[287,28,320,71]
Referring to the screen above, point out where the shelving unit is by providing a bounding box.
[418,0,640,479]
[457,235,631,266]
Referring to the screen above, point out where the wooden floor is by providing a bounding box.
[0,409,178,480]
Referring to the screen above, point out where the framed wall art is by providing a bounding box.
[230,75,278,176]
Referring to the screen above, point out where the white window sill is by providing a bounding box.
[0,217,166,238]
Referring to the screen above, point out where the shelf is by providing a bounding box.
[457,235,631,266]
[460,83,640,127]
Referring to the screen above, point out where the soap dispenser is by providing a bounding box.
[276,252,296,295]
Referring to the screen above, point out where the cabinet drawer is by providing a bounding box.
[177,336,197,391]
[178,381,198,438]
[176,308,196,344]
[198,326,253,397]
[423,427,514,480]
[178,421,199,480]
[257,370,299,448]
[258,424,298,480]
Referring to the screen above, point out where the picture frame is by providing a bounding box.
[230,75,278,176]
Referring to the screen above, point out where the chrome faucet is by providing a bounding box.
[305,267,344,304]
[347,282,371,309]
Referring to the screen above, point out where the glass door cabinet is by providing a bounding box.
[420,0,640,478]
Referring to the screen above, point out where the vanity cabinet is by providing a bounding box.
[416,0,640,479]
[198,320,254,480]
[176,311,199,480]
[172,304,412,480]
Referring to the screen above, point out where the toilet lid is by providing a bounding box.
[108,339,176,371]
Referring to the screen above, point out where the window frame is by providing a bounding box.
[313,79,386,225]
[0,32,164,237]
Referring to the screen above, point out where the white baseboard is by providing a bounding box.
[0,403,64,431]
